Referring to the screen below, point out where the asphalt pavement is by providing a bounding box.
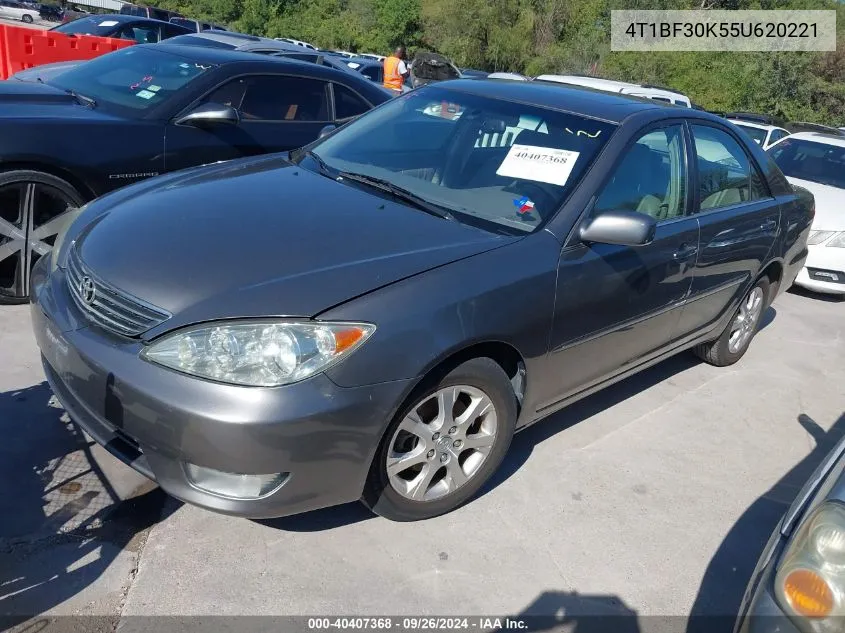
[1,287,843,631]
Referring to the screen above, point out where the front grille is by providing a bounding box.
[807,267,845,285]
[66,244,170,337]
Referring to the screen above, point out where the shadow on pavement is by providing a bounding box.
[496,591,641,633]
[787,285,845,303]
[0,382,176,627]
[687,410,845,633]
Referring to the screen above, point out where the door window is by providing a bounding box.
[594,125,688,221]
[691,125,767,210]
[202,76,330,122]
[333,84,370,121]
[161,23,189,39]
[769,128,789,144]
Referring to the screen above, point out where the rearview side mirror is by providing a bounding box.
[579,210,657,247]
[174,103,240,127]
[319,124,337,138]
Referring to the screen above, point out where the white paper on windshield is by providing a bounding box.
[98,20,118,26]
[147,85,161,92]
[496,144,580,186]
[136,90,155,99]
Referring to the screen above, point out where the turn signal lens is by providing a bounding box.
[783,569,835,617]
[774,502,845,633]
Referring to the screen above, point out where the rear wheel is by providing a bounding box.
[0,170,85,305]
[21,14,33,23]
[362,358,517,521]
[693,277,770,367]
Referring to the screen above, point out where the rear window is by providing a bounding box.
[309,86,616,234]
[767,138,845,189]
[734,123,767,145]
[52,15,124,35]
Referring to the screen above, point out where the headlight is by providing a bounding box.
[775,502,845,632]
[50,203,87,271]
[826,232,845,248]
[808,231,837,246]
[141,320,375,387]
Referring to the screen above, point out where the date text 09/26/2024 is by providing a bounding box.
[307,618,530,631]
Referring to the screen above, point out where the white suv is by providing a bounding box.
[767,132,845,295]
[535,75,691,107]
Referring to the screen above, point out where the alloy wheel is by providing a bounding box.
[728,286,765,353]
[0,181,81,301]
[386,385,498,502]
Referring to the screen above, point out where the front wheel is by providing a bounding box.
[21,14,33,23]
[362,358,517,521]
[693,276,770,367]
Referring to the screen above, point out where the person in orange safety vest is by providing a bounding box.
[383,46,410,93]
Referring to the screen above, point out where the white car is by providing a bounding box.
[274,37,316,50]
[727,118,790,149]
[0,0,39,23]
[487,72,529,81]
[358,53,385,61]
[767,132,845,295]
[535,74,691,107]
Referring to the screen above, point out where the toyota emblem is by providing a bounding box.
[80,276,96,305]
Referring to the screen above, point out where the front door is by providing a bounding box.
[163,74,333,172]
[541,123,700,409]
[674,123,780,339]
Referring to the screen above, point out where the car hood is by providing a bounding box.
[75,155,512,336]
[0,79,116,122]
[787,177,845,231]
[11,61,81,83]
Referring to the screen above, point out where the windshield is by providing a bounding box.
[767,138,845,189]
[47,47,215,118]
[306,86,615,234]
[734,123,767,145]
[52,15,124,35]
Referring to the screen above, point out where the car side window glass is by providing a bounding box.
[692,124,765,210]
[235,76,330,122]
[594,125,687,221]
[333,84,370,121]
[120,25,159,43]
[201,78,248,111]
[361,66,381,82]
[161,24,186,39]
[770,129,788,144]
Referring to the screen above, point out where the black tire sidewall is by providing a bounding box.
[363,357,517,521]
[22,14,33,22]
[714,277,770,364]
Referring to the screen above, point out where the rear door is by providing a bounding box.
[164,73,333,172]
[674,122,779,339]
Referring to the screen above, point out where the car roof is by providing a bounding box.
[437,78,674,123]
[537,74,688,100]
[140,43,332,68]
[65,13,177,26]
[784,131,845,148]
[346,57,380,66]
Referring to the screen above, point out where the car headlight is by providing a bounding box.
[826,232,845,248]
[775,502,845,632]
[141,320,375,387]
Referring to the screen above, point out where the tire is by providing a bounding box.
[21,14,33,23]
[0,170,85,305]
[693,276,770,367]
[362,357,517,521]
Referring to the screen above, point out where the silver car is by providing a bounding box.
[0,0,39,23]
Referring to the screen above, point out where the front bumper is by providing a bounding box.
[793,244,845,296]
[30,259,412,519]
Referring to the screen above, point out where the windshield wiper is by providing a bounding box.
[337,171,457,221]
[304,150,337,178]
[64,89,96,108]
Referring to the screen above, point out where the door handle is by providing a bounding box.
[761,218,778,232]
[673,243,698,261]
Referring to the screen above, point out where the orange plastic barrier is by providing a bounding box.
[0,24,135,80]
